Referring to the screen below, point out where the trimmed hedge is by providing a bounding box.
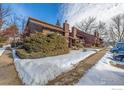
[16,33,69,59]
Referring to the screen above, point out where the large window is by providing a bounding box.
[29,22,43,32]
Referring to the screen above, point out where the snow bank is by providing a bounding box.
[109,54,124,65]
[12,49,96,85]
[0,44,11,56]
[111,60,124,65]
[0,48,5,56]
[85,48,102,52]
[77,52,124,85]
[3,44,11,48]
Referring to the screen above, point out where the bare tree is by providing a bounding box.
[9,14,20,33]
[9,14,27,33]
[96,21,108,40]
[109,14,124,42]
[0,4,11,30]
[76,17,97,34]
[8,14,20,47]
[19,15,27,33]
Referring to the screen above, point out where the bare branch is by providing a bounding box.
[109,14,124,42]
[76,16,97,34]
[0,4,11,30]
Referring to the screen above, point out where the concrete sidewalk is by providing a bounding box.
[0,50,22,85]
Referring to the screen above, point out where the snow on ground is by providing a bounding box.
[111,59,124,65]
[12,49,97,85]
[3,44,11,48]
[0,44,11,56]
[85,48,102,52]
[77,51,124,85]
[0,48,5,56]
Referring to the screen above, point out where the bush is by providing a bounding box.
[72,39,83,50]
[16,33,69,59]
[0,36,7,43]
[92,42,102,48]
[11,41,23,48]
[82,48,87,52]
[16,49,29,59]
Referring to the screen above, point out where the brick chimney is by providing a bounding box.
[94,31,99,37]
[63,20,69,38]
[72,26,77,39]
[0,19,3,25]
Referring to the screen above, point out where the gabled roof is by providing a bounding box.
[26,17,64,32]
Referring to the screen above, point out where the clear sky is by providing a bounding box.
[4,3,61,25]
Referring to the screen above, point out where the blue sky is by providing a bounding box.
[4,3,62,25]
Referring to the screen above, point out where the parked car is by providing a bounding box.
[110,42,124,62]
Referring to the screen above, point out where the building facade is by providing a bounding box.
[24,17,103,47]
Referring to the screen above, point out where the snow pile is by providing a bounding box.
[3,44,11,48]
[77,52,124,85]
[0,44,11,56]
[85,48,102,52]
[108,52,124,65]
[0,48,5,56]
[111,59,124,65]
[12,49,96,85]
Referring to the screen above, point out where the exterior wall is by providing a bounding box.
[28,22,43,33]
[42,29,50,35]
[24,25,31,36]
[76,30,103,47]
[72,27,77,39]
[63,20,69,38]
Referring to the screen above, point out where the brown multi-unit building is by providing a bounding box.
[24,17,103,47]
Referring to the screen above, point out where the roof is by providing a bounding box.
[76,29,102,40]
[77,30,95,37]
[27,17,64,32]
